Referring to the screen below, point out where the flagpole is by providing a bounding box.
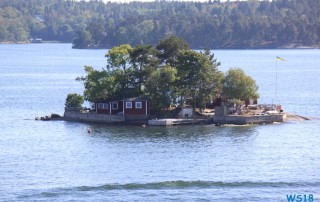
[275,58,278,104]
[275,56,285,106]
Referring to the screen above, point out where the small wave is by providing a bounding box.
[17,181,320,201]
[73,180,320,191]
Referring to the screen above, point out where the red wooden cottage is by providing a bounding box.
[95,100,123,115]
[95,97,150,121]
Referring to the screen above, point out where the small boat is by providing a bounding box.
[30,38,42,43]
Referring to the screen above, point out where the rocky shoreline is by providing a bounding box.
[283,113,312,122]
[35,112,312,126]
[35,113,63,121]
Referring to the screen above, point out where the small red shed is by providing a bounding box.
[122,97,150,116]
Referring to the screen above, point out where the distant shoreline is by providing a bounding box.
[0,41,62,45]
[1,41,319,50]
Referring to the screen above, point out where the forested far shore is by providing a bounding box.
[1,0,319,49]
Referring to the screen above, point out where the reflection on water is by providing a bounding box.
[79,123,258,144]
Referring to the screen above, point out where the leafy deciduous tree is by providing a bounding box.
[176,49,222,111]
[76,66,119,102]
[145,65,177,110]
[65,93,84,108]
[105,44,133,98]
[222,68,259,102]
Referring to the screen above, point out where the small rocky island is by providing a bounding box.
[39,36,309,126]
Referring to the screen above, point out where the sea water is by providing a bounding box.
[0,44,319,201]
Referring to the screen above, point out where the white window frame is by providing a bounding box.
[135,101,142,109]
[112,102,118,110]
[98,103,108,109]
[126,102,132,109]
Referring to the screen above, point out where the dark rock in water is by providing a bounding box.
[35,113,63,121]
[41,116,50,121]
[51,113,62,119]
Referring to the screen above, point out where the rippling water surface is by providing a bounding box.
[0,44,319,201]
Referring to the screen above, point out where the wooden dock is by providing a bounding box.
[148,118,205,126]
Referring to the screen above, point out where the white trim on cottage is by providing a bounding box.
[98,103,108,109]
[126,102,132,109]
[135,101,142,109]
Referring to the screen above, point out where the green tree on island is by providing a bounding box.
[74,36,258,114]
[105,44,133,98]
[65,93,84,108]
[130,44,160,93]
[176,49,222,111]
[156,36,189,67]
[76,66,119,102]
[144,65,177,110]
[222,68,259,102]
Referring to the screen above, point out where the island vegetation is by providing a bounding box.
[69,36,259,114]
[65,93,84,108]
[1,0,319,49]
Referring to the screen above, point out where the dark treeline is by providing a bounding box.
[1,0,319,48]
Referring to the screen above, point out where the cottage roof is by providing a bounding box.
[95,98,112,103]
[96,97,149,103]
[121,97,149,102]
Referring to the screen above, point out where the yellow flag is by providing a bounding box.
[276,56,285,61]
